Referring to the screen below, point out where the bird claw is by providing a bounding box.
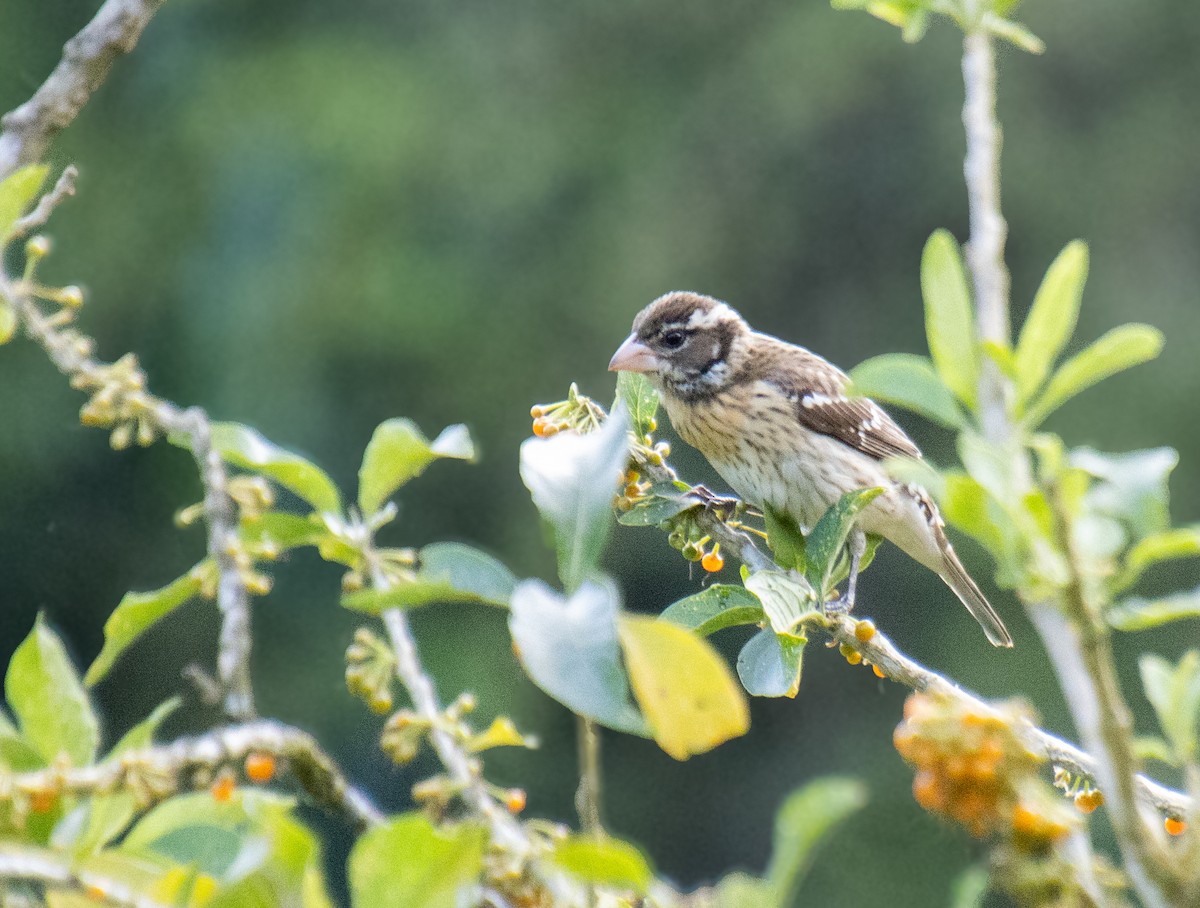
[686,484,741,517]
[823,593,854,618]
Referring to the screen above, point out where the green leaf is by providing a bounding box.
[616,480,697,527]
[804,487,885,598]
[1139,651,1200,762]
[745,571,819,638]
[357,419,475,516]
[660,585,765,636]
[465,716,535,753]
[1110,586,1200,632]
[86,568,205,686]
[0,164,49,238]
[240,512,329,552]
[711,873,777,908]
[950,866,991,908]
[341,542,515,613]
[767,777,867,904]
[1071,447,1177,539]
[519,404,630,591]
[618,614,750,760]
[110,698,181,758]
[1133,735,1177,766]
[983,12,1045,53]
[551,835,654,893]
[764,505,807,572]
[349,814,484,908]
[0,707,43,770]
[941,472,1019,571]
[849,353,965,429]
[736,628,805,699]
[921,230,978,409]
[0,301,17,345]
[1024,324,1163,427]
[980,340,1019,382]
[1015,241,1088,406]
[1110,528,1200,595]
[616,371,660,438]
[6,616,99,766]
[207,423,342,514]
[509,579,646,734]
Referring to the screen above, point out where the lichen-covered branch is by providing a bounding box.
[0,0,166,178]
[0,260,257,721]
[0,843,169,908]
[2,719,382,830]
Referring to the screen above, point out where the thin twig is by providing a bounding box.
[575,717,603,835]
[380,603,528,851]
[2,719,383,830]
[2,281,257,721]
[0,844,168,908]
[0,0,167,178]
[10,165,78,238]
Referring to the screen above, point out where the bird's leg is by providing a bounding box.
[686,484,741,519]
[826,528,867,616]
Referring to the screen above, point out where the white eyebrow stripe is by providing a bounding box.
[685,303,736,330]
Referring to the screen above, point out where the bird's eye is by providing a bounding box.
[661,329,687,349]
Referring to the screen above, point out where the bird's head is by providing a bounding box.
[608,291,750,399]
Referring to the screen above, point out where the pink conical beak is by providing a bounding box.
[608,334,661,373]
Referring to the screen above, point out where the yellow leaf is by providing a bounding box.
[617,615,749,760]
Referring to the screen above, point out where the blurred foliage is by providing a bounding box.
[2,0,1200,904]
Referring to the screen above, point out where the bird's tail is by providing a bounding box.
[939,545,1012,647]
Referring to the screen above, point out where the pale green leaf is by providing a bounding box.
[358,419,475,515]
[980,340,1018,382]
[349,814,484,908]
[6,616,99,766]
[1110,587,1200,632]
[86,569,204,686]
[616,480,697,527]
[519,404,630,591]
[660,585,765,636]
[552,836,653,893]
[983,12,1045,53]
[849,353,965,428]
[767,777,867,903]
[0,302,16,345]
[745,571,818,638]
[1015,241,1088,405]
[921,230,978,409]
[711,873,776,908]
[1071,446,1177,539]
[618,614,749,759]
[616,372,660,438]
[1025,324,1163,427]
[1111,528,1200,595]
[207,423,342,514]
[0,164,49,238]
[509,579,646,734]
[1133,735,1177,766]
[1139,651,1200,762]
[466,717,536,753]
[763,505,807,572]
[805,487,885,598]
[950,866,991,908]
[736,628,805,699]
[341,542,515,613]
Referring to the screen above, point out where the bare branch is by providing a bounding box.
[5,719,382,830]
[0,0,166,178]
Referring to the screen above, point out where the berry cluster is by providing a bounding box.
[529,383,607,438]
[894,691,1077,848]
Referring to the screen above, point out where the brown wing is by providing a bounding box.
[753,338,922,461]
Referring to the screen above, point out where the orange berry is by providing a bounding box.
[912,770,946,813]
[28,789,57,814]
[872,663,886,679]
[949,787,996,826]
[532,418,548,437]
[211,773,236,803]
[245,752,276,784]
[625,470,640,485]
[530,405,545,418]
[1165,816,1187,836]
[854,620,876,642]
[505,788,527,813]
[701,550,725,573]
[85,885,107,901]
[944,754,969,781]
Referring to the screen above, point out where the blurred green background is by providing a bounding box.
[2,0,1198,904]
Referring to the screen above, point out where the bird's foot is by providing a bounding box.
[686,484,741,518]
[823,593,855,618]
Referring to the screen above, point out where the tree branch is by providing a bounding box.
[0,0,166,179]
[0,843,169,908]
[0,273,258,721]
[3,719,383,831]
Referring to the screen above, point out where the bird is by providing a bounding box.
[608,290,1012,647]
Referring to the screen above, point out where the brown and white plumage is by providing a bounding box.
[609,290,1012,647]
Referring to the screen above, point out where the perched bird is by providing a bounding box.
[608,290,1012,647]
